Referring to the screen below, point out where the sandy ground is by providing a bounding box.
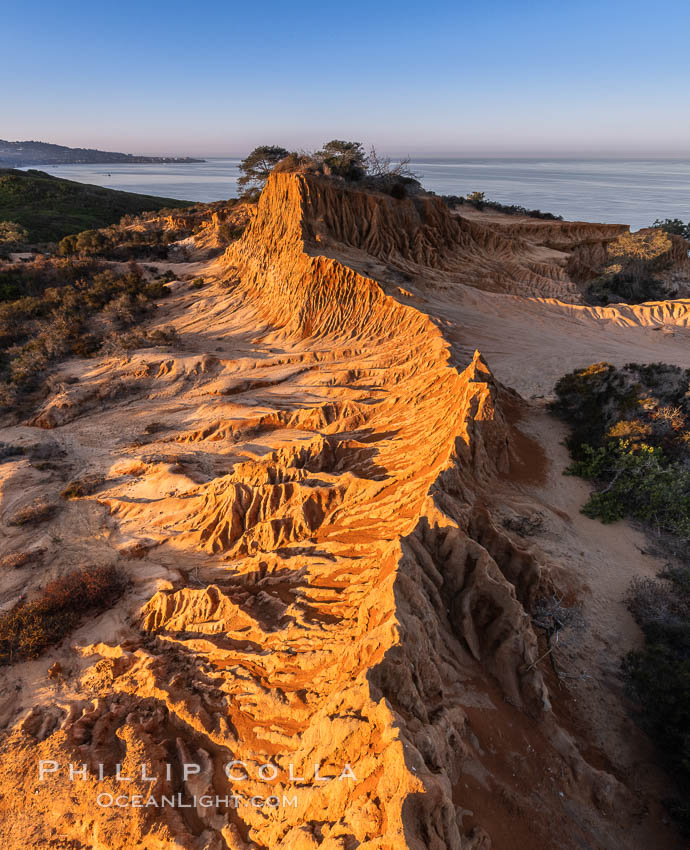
[441,287,690,398]
[509,409,673,783]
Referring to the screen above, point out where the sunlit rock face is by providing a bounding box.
[0,172,681,850]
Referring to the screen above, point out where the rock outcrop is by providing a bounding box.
[0,173,679,850]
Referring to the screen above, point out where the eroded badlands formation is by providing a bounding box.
[1,173,689,849]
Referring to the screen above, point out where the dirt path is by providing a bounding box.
[500,404,679,833]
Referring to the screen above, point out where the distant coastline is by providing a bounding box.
[0,139,204,167]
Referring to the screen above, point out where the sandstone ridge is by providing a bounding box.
[0,173,680,850]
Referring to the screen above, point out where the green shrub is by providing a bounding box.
[147,326,178,347]
[143,280,172,299]
[585,270,670,305]
[554,360,690,832]
[57,201,235,261]
[568,440,690,536]
[0,256,100,303]
[155,270,176,283]
[551,362,639,456]
[552,361,690,460]
[652,218,690,240]
[316,140,367,180]
[102,324,179,354]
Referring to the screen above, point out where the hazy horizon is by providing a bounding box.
[5,142,690,161]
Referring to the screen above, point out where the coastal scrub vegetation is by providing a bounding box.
[652,217,690,240]
[585,229,675,305]
[240,141,567,215]
[317,140,368,180]
[552,361,690,829]
[440,190,563,220]
[237,140,419,199]
[0,565,126,663]
[57,199,244,260]
[0,257,172,412]
[0,220,29,250]
[0,168,191,243]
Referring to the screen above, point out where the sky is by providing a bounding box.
[2,0,690,158]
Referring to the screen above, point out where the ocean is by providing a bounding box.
[23,158,690,232]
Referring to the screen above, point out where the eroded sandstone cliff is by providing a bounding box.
[0,173,682,850]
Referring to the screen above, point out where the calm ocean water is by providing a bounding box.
[26,158,690,231]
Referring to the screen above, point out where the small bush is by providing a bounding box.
[0,221,29,246]
[71,333,101,357]
[28,440,66,463]
[143,280,172,299]
[7,499,58,526]
[551,361,690,460]
[0,565,126,663]
[147,326,179,347]
[144,422,167,434]
[567,440,690,536]
[101,292,150,328]
[551,362,638,456]
[585,270,669,305]
[60,474,104,500]
[315,140,368,180]
[0,549,45,569]
[102,324,179,354]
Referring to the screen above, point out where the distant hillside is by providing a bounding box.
[0,169,193,242]
[0,140,204,167]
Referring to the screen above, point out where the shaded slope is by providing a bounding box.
[0,168,192,242]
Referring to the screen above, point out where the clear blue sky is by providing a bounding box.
[3,0,689,157]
